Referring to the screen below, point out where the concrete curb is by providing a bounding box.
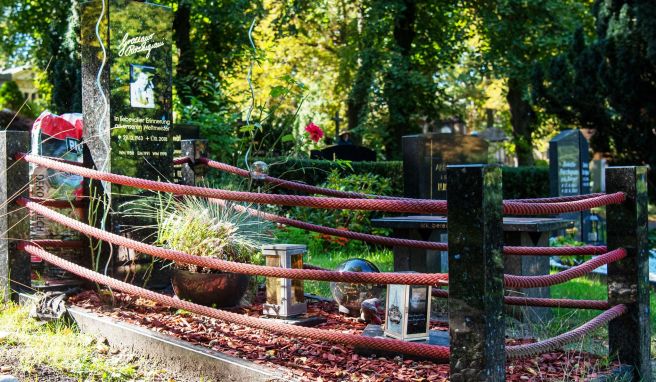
[19,293,294,382]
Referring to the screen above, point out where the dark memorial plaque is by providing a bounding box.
[402,133,488,200]
[81,0,174,195]
[549,130,590,241]
[171,125,200,184]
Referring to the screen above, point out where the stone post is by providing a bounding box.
[0,131,30,301]
[606,166,651,381]
[181,139,208,186]
[447,164,505,382]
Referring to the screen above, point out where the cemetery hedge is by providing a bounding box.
[259,157,549,199]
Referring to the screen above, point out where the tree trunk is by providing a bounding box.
[174,0,196,102]
[384,0,416,159]
[506,77,535,166]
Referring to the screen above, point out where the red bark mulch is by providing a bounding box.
[68,290,618,382]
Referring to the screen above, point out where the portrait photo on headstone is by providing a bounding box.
[129,64,156,109]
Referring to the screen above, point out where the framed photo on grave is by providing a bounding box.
[384,284,432,341]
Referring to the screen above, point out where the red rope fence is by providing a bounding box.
[213,199,607,256]
[21,244,451,360]
[431,289,610,310]
[198,157,405,200]
[26,239,86,249]
[192,157,616,206]
[503,248,626,289]
[20,154,449,214]
[22,199,625,289]
[506,304,627,358]
[19,154,625,215]
[20,198,448,286]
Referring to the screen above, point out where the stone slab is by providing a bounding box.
[354,324,450,359]
[372,216,573,232]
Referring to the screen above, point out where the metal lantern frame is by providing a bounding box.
[263,244,307,318]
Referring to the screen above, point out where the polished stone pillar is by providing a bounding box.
[0,131,30,301]
[606,166,651,381]
[447,165,505,381]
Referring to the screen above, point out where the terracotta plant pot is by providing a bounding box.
[171,268,250,307]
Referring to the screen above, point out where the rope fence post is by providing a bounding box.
[605,166,651,381]
[0,131,30,301]
[447,164,505,381]
[181,139,208,186]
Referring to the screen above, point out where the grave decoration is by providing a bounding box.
[384,283,432,341]
[29,112,86,284]
[549,129,591,241]
[263,244,307,318]
[402,133,488,200]
[330,258,385,316]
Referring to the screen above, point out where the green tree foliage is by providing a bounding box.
[0,80,23,110]
[534,0,656,196]
[472,0,593,165]
[0,0,81,113]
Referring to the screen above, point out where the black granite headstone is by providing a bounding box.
[402,133,488,200]
[549,129,590,241]
[310,145,376,162]
[606,166,652,380]
[81,0,174,194]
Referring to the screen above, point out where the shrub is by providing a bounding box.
[502,166,549,199]
[282,169,392,250]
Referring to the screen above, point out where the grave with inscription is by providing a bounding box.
[402,133,488,199]
[81,0,174,194]
[80,0,174,284]
[549,129,591,241]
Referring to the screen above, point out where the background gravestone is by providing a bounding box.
[549,129,591,241]
[172,124,200,184]
[310,145,376,162]
[402,133,488,199]
[80,0,174,194]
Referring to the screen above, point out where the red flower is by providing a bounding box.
[304,122,324,143]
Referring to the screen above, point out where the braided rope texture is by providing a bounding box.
[213,199,607,256]
[21,154,625,215]
[24,199,621,288]
[504,249,627,289]
[22,154,448,214]
[506,304,627,359]
[25,239,86,249]
[198,157,404,200]
[431,289,610,310]
[21,199,447,285]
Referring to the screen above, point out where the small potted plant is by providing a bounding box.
[132,195,270,307]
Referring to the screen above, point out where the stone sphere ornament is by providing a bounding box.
[250,161,269,181]
[330,258,385,316]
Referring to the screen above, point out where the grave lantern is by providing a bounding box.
[263,244,307,318]
[384,283,432,341]
[585,211,606,245]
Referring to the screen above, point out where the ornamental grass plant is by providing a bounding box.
[123,194,272,273]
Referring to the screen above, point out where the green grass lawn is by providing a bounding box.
[303,244,656,356]
[303,247,393,297]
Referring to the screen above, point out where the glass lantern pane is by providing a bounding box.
[407,285,428,335]
[290,254,305,304]
[265,256,281,305]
